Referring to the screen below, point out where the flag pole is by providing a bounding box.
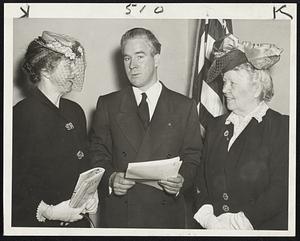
[188,19,201,98]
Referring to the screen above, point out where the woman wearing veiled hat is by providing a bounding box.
[193,34,289,230]
[12,31,97,227]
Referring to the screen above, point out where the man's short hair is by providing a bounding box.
[121,27,161,55]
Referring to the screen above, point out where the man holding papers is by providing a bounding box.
[89,27,202,228]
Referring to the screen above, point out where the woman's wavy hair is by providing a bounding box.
[233,62,274,102]
[23,38,63,84]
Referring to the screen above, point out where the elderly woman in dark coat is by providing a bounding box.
[194,34,289,230]
[12,31,97,227]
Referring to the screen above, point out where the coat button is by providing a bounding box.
[224,130,229,137]
[222,204,230,212]
[122,151,127,157]
[167,154,171,158]
[76,150,84,160]
[222,192,229,201]
[65,122,74,130]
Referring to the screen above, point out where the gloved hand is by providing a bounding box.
[194,204,254,230]
[44,199,85,222]
[194,204,226,229]
[82,190,99,214]
[217,212,254,230]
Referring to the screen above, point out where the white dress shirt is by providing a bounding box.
[132,81,162,121]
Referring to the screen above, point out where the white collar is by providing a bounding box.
[225,101,269,125]
[132,81,162,105]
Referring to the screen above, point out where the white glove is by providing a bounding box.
[194,204,227,229]
[44,200,85,222]
[193,204,253,230]
[82,190,99,214]
[217,212,254,230]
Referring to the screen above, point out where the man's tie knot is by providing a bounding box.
[138,92,150,129]
[141,92,147,103]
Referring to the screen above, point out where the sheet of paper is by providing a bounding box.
[125,156,182,180]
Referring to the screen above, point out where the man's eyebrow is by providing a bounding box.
[135,51,146,55]
[123,51,146,57]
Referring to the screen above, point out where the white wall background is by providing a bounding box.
[233,19,290,115]
[13,18,198,128]
[13,19,290,130]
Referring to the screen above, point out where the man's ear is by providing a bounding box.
[154,54,160,67]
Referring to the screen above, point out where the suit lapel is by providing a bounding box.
[134,85,176,162]
[116,87,145,152]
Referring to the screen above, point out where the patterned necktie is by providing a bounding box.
[138,92,150,129]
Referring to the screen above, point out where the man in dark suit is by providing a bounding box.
[89,27,202,228]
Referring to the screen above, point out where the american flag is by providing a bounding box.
[190,19,233,138]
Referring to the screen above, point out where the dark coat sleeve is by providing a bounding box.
[194,119,213,210]
[89,96,113,192]
[12,104,46,226]
[179,100,203,192]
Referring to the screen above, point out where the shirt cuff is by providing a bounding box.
[108,172,116,195]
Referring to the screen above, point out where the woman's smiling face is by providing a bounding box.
[223,67,259,116]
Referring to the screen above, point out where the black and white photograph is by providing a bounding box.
[3,3,297,237]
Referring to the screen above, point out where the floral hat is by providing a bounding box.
[206,34,283,83]
[34,31,86,91]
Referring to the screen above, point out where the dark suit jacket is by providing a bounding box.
[196,109,289,230]
[89,84,202,228]
[12,88,90,227]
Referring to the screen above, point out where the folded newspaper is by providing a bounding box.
[69,167,105,208]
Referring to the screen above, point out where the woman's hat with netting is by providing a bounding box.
[34,31,86,91]
[206,34,283,83]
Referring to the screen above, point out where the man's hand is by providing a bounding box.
[110,172,135,195]
[158,174,184,194]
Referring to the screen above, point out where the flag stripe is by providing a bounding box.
[192,58,212,103]
[205,34,216,60]
[195,58,224,100]
[189,19,204,98]
[201,81,225,117]
[191,19,233,138]
[209,19,232,40]
[197,32,207,72]
[198,103,214,128]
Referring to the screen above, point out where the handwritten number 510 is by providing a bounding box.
[125,4,164,15]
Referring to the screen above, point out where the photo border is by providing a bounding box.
[3,2,297,237]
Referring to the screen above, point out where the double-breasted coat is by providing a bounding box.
[89,84,202,228]
[12,88,90,227]
[196,109,289,230]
